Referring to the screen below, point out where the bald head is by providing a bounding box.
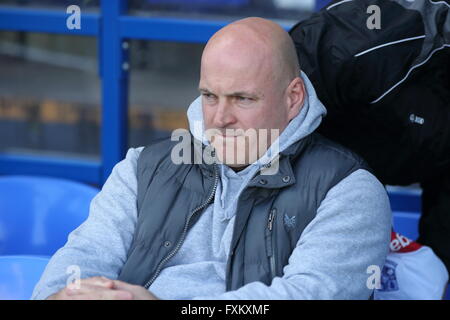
[202,17,300,86]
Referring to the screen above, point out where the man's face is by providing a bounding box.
[199,42,290,168]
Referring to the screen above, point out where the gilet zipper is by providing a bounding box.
[266,208,277,279]
[143,163,219,289]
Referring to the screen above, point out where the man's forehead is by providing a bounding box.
[200,44,270,83]
[202,38,269,66]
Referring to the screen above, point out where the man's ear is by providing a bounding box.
[286,77,305,121]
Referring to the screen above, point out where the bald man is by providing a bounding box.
[32,18,391,300]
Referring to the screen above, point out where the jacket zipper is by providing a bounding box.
[143,163,219,289]
[266,208,276,279]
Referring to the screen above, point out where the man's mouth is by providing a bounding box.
[217,133,239,137]
[206,128,247,141]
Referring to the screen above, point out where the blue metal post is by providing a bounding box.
[99,0,129,183]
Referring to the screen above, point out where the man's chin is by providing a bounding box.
[226,163,249,170]
[213,150,249,167]
[210,140,263,167]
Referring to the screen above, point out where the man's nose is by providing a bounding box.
[211,99,236,128]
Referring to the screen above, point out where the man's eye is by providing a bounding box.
[202,93,216,100]
[236,96,253,103]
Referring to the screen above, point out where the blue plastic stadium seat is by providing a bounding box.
[392,211,420,241]
[388,187,422,240]
[387,186,422,213]
[0,175,99,256]
[0,255,50,300]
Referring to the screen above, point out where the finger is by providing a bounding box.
[112,280,157,300]
[111,280,135,291]
[66,283,113,296]
[85,276,114,287]
[76,276,114,289]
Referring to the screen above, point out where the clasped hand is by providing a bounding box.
[47,276,159,300]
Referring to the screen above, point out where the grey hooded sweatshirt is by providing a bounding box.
[31,72,391,300]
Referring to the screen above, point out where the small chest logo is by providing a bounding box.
[409,113,425,125]
[283,214,296,229]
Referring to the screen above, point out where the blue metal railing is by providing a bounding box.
[0,0,327,185]
[0,6,99,35]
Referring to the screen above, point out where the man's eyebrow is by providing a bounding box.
[198,87,212,93]
[199,88,259,98]
[227,91,258,98]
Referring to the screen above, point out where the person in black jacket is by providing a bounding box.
[290,0,450,273]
